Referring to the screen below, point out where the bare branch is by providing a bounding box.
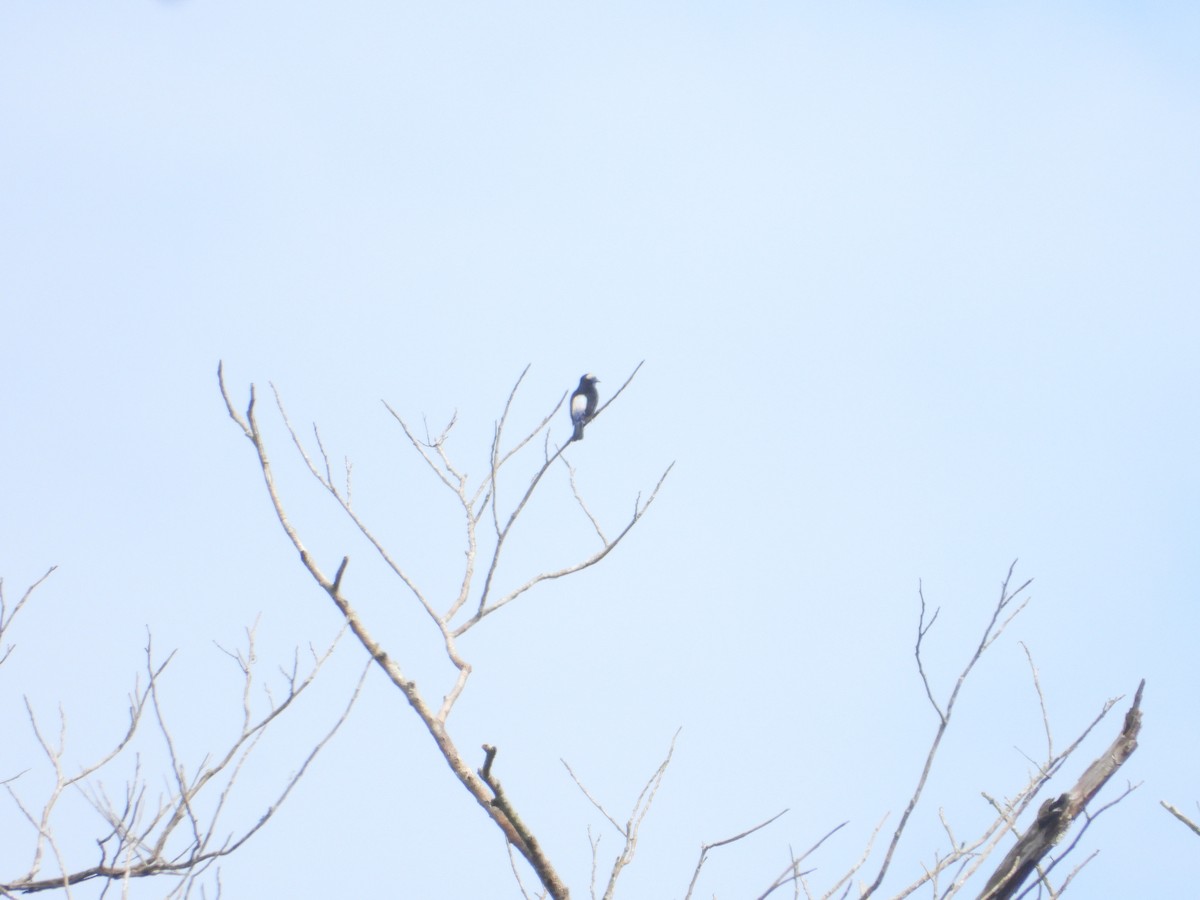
[478,744,570,899]
[915,580,944,721]
[588,360,644,425]
[561,732,681,899]
[562,762,625,837]
[682,809,791,900]
[597,730,679,900]
[1013,780,1138,899]
[0,567,58,668]
[271,384,439,626]
[822,815,887,900]
[1162,801,1200,837]
[1020,642,1054,762]
[453,462,674,637]
[754,819,847,900]
[860,562,1033,898]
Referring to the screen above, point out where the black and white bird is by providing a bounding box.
[570,374,600,441]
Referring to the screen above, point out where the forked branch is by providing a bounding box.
[858,563,1032,898]
[680,809,790,900]
[564,729,680,900]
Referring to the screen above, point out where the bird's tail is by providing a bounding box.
[573,422,585,441]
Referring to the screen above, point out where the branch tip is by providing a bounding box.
[332,557,349,593]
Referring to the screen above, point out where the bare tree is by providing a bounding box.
[218,362,672,899]
[3,367,1148,898]
[216,366,1147,899]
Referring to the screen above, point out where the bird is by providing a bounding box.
[570,374,600,441]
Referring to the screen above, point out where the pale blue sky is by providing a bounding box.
[2,3,1198,898]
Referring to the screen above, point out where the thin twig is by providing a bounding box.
[859,562,1032,899]
[754,820,847,900]
[682,810,790,900]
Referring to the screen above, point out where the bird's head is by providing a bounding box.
[580,373,599,384]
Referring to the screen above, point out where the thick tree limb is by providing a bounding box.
[977,679,1145,900]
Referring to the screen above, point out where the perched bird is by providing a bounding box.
[570,374,600,441]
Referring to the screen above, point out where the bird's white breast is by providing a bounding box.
[571,393,588,420]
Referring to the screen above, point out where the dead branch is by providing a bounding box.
[1161,801,1200,837]
[479,744,569,899]
[977,680,1145,900]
